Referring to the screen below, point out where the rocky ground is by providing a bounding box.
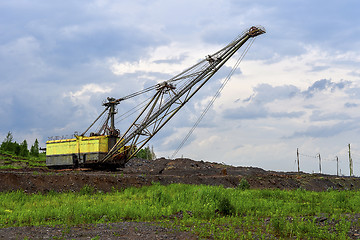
[1,157,360,239]
[1,157,360,193]
[0,222,197,240]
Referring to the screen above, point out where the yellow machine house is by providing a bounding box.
[45,97,133,169]
[46,135,113,168]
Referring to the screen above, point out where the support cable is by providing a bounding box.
[171,38,255,158]
[80,106,109,136]
[115,95,154,124]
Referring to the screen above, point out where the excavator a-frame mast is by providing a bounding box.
[100,26,265,167]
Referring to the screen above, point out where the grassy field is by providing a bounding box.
[0,150,46,169]
[0,183,359,239]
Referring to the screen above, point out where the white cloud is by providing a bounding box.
[109,39,226,77]
[65,83,112,106]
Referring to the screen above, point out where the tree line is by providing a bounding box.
[136,145,156,160]
[0,132,39,157]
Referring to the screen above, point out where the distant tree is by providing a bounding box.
[0,131,17,153]
[19,140,29,157]
[30,139,39,157]
[1,132,41,158]
[14,143,21,155]
[3,131,13,143]
[136,145,156,160]
[1,132,37,158]
[1,132,11,151]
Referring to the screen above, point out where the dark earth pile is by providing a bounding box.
[1,157,360,193]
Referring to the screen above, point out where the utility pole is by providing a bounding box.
[297,148,300,172]
[318,153,322,174]
[348,144,354,177]
[336,156,339,176]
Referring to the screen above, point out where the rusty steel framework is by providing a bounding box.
[86,26,266,167]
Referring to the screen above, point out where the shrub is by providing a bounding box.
[217,196,235,216]
[30,139,39,157]
[136,145,155,160]
[79,185,95,195]
[237,178,250,190]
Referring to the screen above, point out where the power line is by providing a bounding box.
[297,147,357,176]
[299,152,338,162]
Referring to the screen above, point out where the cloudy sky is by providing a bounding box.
[1,0,360,176]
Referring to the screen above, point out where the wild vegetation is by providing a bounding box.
[0,132,45,169]
[0,132,40,158]
[136,145,156,160]
[0,183,359,239]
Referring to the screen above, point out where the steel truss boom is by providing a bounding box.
[101,26,265,165]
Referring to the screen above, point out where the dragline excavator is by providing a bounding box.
[46,26,265,169]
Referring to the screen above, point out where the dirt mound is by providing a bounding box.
[0,157,359,193]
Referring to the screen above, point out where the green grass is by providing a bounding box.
[0,165,22,170]
[0,150,46,168]
[0,184,359,239]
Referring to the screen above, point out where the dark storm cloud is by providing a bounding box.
[226,79,360,140]
[50,27,163,67]
[251,84,299,103]
[223,79,356,122]
[223,105,304,120]
[288,121,359,139]
[302,79,351,98]
[345,102,358,108]
[236,84,299,104]
[224,83,301,120]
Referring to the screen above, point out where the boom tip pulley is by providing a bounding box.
[156,81,176,91]
[247,26,266,37]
